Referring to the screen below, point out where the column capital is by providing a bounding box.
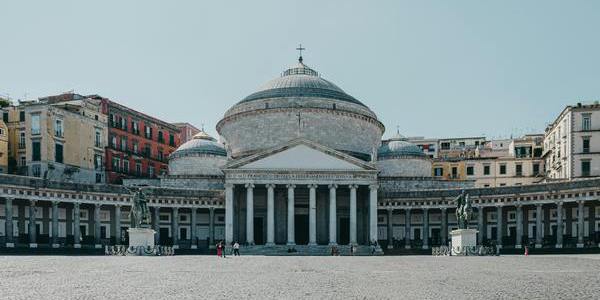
[286,184,296,189]
[386,207,393,212]
[422,207,429,212]
[536,202,543,207]
[51,200,60,206]
[29,199,37,205]
[440,207,447,212]
[265,183,276,189]
[94,203,102,209]
[307,184,318,189]
[190,207,197,212]
[115,203,123,209]
[73,202,80,208]
[348,184,359,190]
[369,183,379,190]
[245,183,255,189]
[555,200,564,207]
[224,183,234,189]
[577,200,584,205]
[328,184,338,190]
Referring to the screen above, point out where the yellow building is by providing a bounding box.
[0,120,8,173]
[431,159,467,180]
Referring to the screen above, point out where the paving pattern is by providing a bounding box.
[1,255,599,299]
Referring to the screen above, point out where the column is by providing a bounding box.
[535,203,543,248]
[51,201,59,248]
[5,198,14,247]
[496,206,503,248]
[387,208,393,249]
[29,200,37,247]
[328,184,337,245]
[308,184,318,246]
[287,184,296,246]
[225,183,234,245]
[369,184,378,244]
[245,183,255,245]
[441,208,448,246]
[116,205,123,244]
[94,204,101,248]
[477,206,484,245]
[516,205,523,249]
[556,201,563,248]
[151,206,158,245]
[190,207,197,249]
[172,207,179,248]
[422,208,429,249]
[209,207,215,248]
[404,208,411,249]
[349,184,357,246]
[74,202,81,248]
[577,200,585,248]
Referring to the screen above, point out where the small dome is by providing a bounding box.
[378,135,426,159]
[170,130,227,159]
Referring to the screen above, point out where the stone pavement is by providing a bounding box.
[0,255,599,299]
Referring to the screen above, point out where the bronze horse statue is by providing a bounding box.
[127,187,152,228]
[454,190,473,229]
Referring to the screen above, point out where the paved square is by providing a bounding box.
[0,255,599,299]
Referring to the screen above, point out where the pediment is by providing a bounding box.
[225,139,375,171]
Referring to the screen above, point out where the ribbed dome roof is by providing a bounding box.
[378,133,426,159]
[170,130,227,159]
[237,60,366,107]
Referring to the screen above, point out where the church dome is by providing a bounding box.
[168,130,227,176]
[377,132,431,177]
[378,134,426,159]
[217,55,384,159]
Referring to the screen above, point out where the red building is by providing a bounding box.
[101,99,181,184]
[173,122,201,143]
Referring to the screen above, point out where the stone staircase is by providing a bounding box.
[232,245,382,256]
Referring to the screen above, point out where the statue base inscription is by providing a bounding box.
[450,229,478,256]
[128,228,156,248]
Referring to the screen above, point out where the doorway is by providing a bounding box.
[159,227,170,245]
[295,215,308,245]
[254,217,264,245]
[339,217,349,245]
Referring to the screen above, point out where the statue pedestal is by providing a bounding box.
[128,228,156,248]
[450,229,478,256]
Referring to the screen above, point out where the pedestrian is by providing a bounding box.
[350,244,354,256]
[524,246,529,256]
[233,241,240,256]
[216,242,222,257]
[371,241,376,255]
[222,241,227,258]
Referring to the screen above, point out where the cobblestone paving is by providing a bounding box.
[1,255,599,299]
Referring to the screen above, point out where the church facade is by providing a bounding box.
[0,57,599,254]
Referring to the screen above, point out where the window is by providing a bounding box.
[466,166,474,176]
[120,137,127,151]
[441,142,450,150]
[32,165,41,177]
[54,119,63,137]
[158,131,164,143]
[131,121,139,135]
[19,111,25,122]
[94,154,103,170]
[483,165,490,175]
[31,114,40,135]
[169,134,175,147]
[111,136,117,149]
[32,141,41,161]
[581,160,591,177]
[133,141,139,153]
[120,116,127,131]
[148,165,155,178]
[533,163,540,176]
[2,112,8,123]
[158,150,164,161]
[135,163,142,176]
[112,157,120,172]
[451,167,458,179]
[583,137,590,153]
[55,143,63,163]
[145,126,152,139]
[499,164,506,175]
[434,167,443,177]
[582,114,591,131]
[19,156,26,166]
[459,142,465,147]
[123,160,129,173]
[95,173,102,183]
[144,144,151,157]
[19,132,25,149]
[515,164,522,176]
[95,129,102,147]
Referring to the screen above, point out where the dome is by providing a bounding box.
[170,131,227,160]
[377,132,431,177]
[378,135,426,159]
[238,61,366,107]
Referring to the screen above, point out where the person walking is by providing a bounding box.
[350,244,354,256]
[216,242,222,257]
[233,241,240,256]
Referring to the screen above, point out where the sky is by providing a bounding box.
[1,1,599,140]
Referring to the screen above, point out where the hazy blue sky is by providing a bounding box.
[2,1,599,139]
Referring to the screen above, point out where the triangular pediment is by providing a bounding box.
[225,139,376,171]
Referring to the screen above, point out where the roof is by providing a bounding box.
[170,130,227,158]
[378,133,427,159]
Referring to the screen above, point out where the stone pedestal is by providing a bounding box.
[128,228,156,248]
[450,229,478,256]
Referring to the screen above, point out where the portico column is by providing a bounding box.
[369,184,378,244]
[73,202,81,248]
[51,201,59,248]
[496,206,503,248]
[349,184,357,246]
[556,201,563,248]
[209,207,215,248]
[190,207,197,249]
[94,204,101,248]
[577,200,585,248]
[516,205,523,249]
[441,208,448,246]
[245,183,255,245]
[422,208,429,249]
[5,198,14,247]
[266,184,276,246]
[535,203,543,248]
[29,200,37,248]
[387,208,393,249]
[172,207,179,248]
[115,205,123,244]
[477,206,484,245]
[308,184,318,246]
[286,184,296,246]
[404,208,411,249]
[225,183,234,245]
[151,206,158,245]
[328,184,337,245]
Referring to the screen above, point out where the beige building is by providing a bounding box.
[16,94,108,183]
[0,120,8,173]
[2,105,26,174]
[544,102,600,179]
